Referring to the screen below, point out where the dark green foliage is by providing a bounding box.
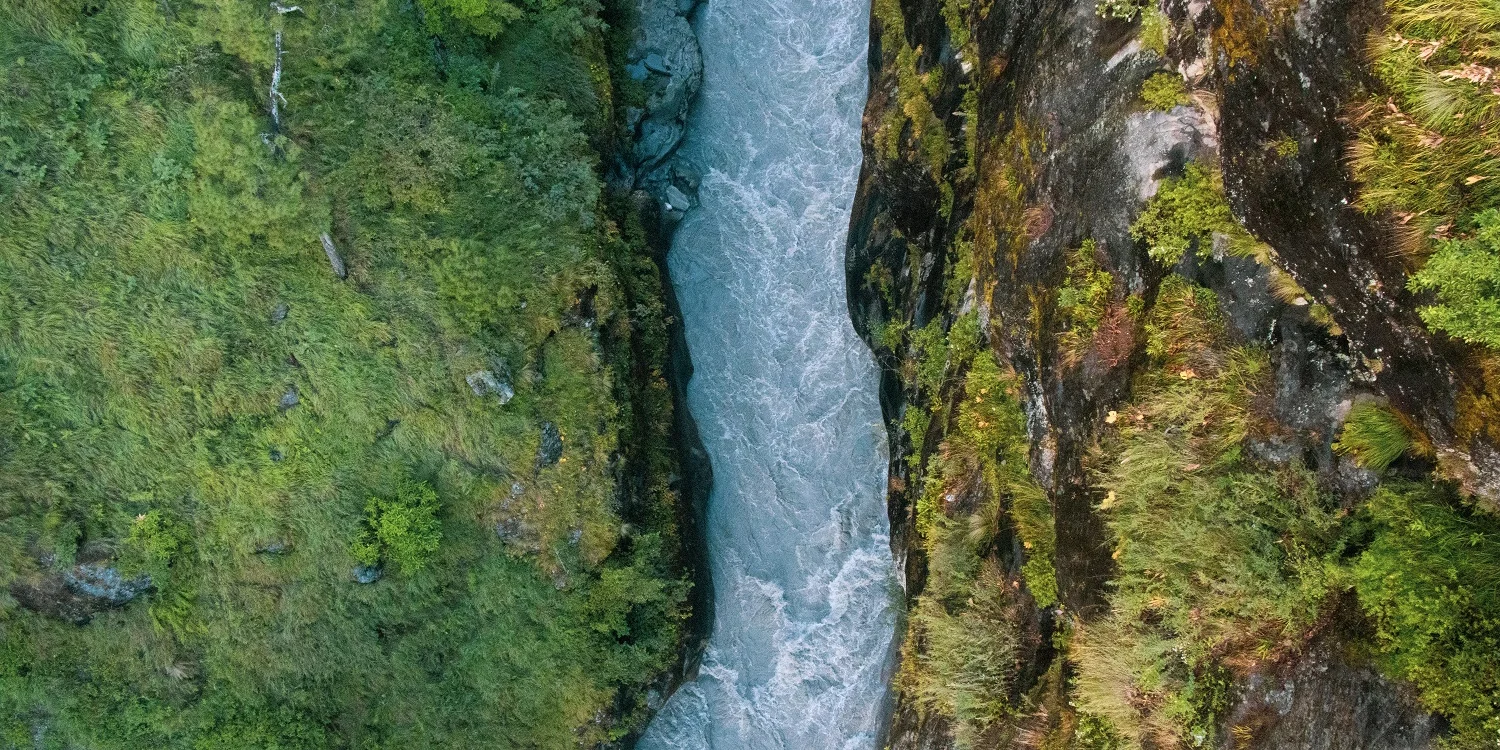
[0,0,685,745]
[1131,164,1236,265]
[1410,209,1500,348]
[1334,402,1414,472]
[1354,482,1500,748]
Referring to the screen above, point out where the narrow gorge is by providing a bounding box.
[3,0,1500,745]
[636,0,901,745]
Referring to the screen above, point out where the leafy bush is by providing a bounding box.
[1131,164,1237,265]
[1354,482,1500,748]
[354,481,443,573]
[1140,72,1188,111]
[121,511,189,579]
[1409,209,1500,348]
[1334,402,1414,472]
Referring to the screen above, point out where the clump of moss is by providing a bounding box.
[1209,0,1271,70]
[1057,239,1115,366]
[1140,72,1189,111]
[1139,7,1171,57]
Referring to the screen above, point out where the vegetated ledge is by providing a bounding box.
[846,0,1500,744]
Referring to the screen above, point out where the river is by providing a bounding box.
[636,0,899,747]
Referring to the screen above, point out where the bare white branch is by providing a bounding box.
[320,233,348,279]
[269,30,285,130]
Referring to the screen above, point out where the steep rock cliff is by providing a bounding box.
[845,0,1491,742]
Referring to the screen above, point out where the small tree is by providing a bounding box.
[1410,209,1500,349]
[353,481,442,574]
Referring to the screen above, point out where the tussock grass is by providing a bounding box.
[1351,0,1500,349]
[1073,277,1351,747]
[1334,402,1415,472]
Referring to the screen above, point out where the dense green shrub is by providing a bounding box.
[354,481,443,573]
[1131,164,1237,265]
[1409,209,1500,348]
[0,0,685,744]
[1354,482,1500,748]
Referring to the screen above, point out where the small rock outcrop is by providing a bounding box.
[613,0,704,224]
[537,421,564,467]
[466,368,515,404]
[10,552,151,625]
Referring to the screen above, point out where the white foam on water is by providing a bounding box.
[637,0,899,747]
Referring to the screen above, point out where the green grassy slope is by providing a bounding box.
[0,0,687,746]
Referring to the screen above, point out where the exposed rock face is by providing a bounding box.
[615,0,704,221]
[844,0,1455,743]
[537,420,564,467]
[10,554,151,625]
[466,368,515,404]
[1221,624,1440,749]
[1211,0,1500,507]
